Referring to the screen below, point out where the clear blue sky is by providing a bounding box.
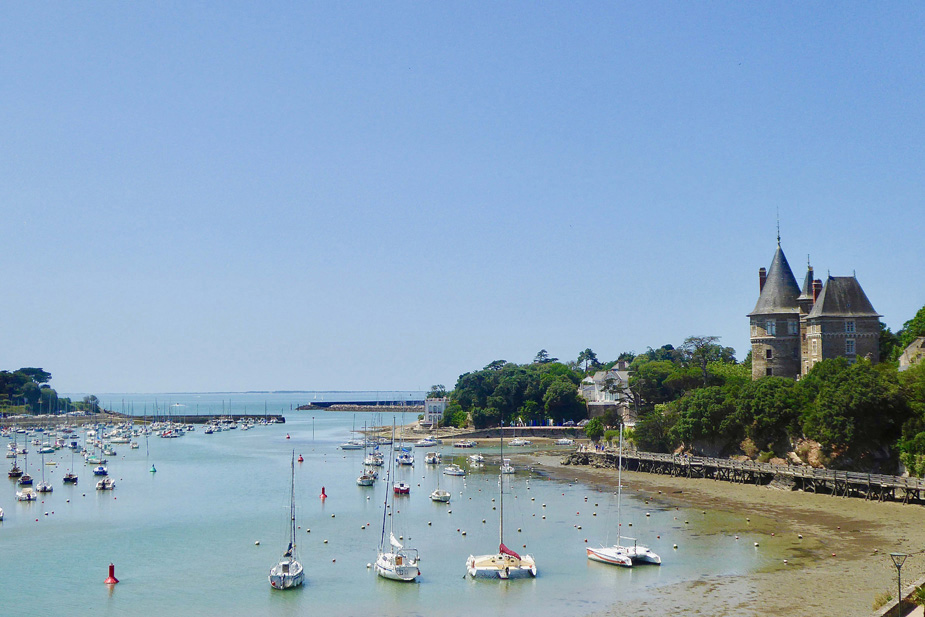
[2,3,923,394]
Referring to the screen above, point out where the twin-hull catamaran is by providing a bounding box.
[466,415,536,579]
[586,424,661,568]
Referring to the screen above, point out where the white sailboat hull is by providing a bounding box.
[375,551,419,582]
[269,558,304,589]
[466,553,536,579]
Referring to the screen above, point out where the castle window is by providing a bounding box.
[766,320,776,336]
[846,339,855,354]
[766,368,773,376]
[751,325,757,337]
[766,348,773,360]
[788,320,798,335]
[846,321,855,333]
[811,340,817,354]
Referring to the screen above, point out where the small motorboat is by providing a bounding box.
[18,474,33,487]
[424,452,441,465]
[430,488,451,503]
[453,440,476,448]
[96,477,116,491]
[443,464,466,477]
[393,482,411,495]
[93,466,108,476]
[413,437,438,448]
[555,438,575,446]
[501,459,515,474]
[468,454,485,463]
[396,452,414,466]
[17,487,37,501]
[63,472,78,485]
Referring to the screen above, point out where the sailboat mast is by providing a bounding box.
[290,451,296,547]
[617,423,623,545]
[499,412,504,547]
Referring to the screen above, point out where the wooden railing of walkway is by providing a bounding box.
[566,450,925,505]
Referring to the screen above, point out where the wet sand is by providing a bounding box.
[529,453,925,617]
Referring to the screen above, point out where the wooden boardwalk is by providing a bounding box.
[566,450,925,505]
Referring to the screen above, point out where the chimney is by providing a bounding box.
[812,279,823,303]
[759,267,767,292]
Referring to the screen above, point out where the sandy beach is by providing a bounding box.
[526,452,925,617]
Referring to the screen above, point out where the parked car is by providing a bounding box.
[562,420,576,427]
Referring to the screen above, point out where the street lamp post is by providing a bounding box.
[891,553,907,617]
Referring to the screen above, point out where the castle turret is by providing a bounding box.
[748,244,802,379]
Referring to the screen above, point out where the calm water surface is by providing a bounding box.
[2,395,777,616]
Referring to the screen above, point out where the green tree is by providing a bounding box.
[733,377,800,454]
[584,417,605,442]
[427,384,447,399]
[577,348,600,373]
[18,367,52,385]
[542,376,585,423]
[801,359,908,455]
[682,336,732,386]
[879,322,901,362]
[898,304,925,350]
[471,406,501,429]
[633,404,680,452]
[533,350,557,364]
[671,386,738,449]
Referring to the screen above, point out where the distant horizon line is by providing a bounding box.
[62,389,428,396]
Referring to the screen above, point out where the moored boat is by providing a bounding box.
[269,452,304,590]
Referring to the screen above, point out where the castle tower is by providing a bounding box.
[748,243,802,379]
[804,275,881,369]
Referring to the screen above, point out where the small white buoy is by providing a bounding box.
[673,544,678,549]
[754,542,759,547]
[324,539,328,544]
[367,563,372,568]
[255,540,260,545]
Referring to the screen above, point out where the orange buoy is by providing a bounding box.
[105,563,119,585]
[298,455,304,463]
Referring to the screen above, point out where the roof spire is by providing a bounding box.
[776,208,781,246]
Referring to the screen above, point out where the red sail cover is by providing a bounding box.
[499,543,521,559]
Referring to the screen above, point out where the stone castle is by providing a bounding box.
[748,240,880,380]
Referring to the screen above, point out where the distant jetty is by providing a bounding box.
[296,401,423,412]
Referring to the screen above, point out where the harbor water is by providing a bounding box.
[2,393,781,616]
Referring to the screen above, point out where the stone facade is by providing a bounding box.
[749,243,880,380]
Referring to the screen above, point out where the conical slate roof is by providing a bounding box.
[807,276,880,318]
[749,246,801,316]
[798,265,815,301]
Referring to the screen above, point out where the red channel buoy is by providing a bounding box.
[298,455,304,463]
[286,434,291,440]
[320,486,327,500]
[105,563,119,585]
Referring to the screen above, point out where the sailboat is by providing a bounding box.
[18,453,33,486]
[586,424,661,567]
[8,437,23,479]
[375,424,420,582]
[466,414,537,579]
[357,423,377,486]
[36,452,53,493]
[269,451,304,590]
[64,442,78,484]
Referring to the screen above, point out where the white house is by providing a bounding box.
[423,397,448,427]
[580,361,635,425]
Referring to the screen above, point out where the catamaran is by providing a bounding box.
[269,452,304,590]
[466,415,536,579]
[586,424,661,567]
